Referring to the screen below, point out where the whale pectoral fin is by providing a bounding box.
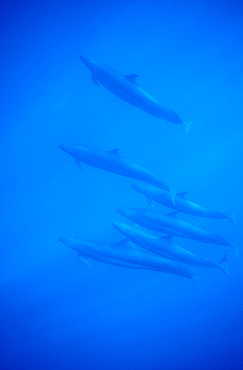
[147,198,155,208]
[125,74,139,85]
[78,254,91,268]
[163,235,174,241]
[91,74,99,86]
[128,241,137,249]
[177,192,188,199]
[167,211,179,218]
[231,241,239,257]
[75,159,83,170]
[170,188,176,205]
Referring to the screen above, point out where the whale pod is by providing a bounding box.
[113,222,230,277]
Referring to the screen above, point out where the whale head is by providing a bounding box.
[131,182,150,195]
[80,55,101,74]
[59,144,90,160]
[132,183,167,198]
[59,236,97,255]
[112,221,134,236]
[116,207,140,221]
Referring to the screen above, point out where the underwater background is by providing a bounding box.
[1,0,243,369]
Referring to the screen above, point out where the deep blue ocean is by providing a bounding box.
[1,1,243,369]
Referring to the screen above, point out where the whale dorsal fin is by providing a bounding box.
[115,239,132,248]
[108,148,120,155]
[125,74,139,84]
[177,192,188,199]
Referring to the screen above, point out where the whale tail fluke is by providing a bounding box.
[219,254,230,278]
[183,121,193,133]
[228,211,237,226]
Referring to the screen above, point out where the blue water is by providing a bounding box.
[1,1,243,369]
